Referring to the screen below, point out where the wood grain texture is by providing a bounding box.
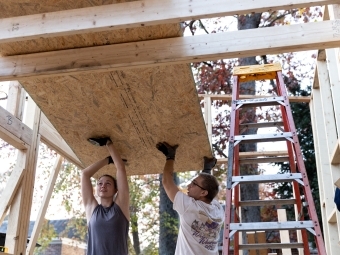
[0,0,211,176]
[23,65,211,177]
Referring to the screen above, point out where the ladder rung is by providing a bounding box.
[239,199,296,207]
[235,96,285,108]
[239,121,284,129]
[239,243,304,250]
[232,173,302,184]
[230,221,314,231]
[234,132,293,143]
[240,156,289,164]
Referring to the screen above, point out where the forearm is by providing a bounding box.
[106,141,125,170]
[162,160,175,187]
[82,157,108,178]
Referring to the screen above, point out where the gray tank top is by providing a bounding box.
[87,203,129,255]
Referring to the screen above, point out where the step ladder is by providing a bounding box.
[222,63,326,255]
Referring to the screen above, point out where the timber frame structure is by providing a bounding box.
[0,1,340,255]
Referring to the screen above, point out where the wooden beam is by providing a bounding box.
[0,150,26,226]
[278,209,292,255]
[0,0,338,44]
[0,106,31,149]
[1,20,340,80]
[331,139,340,164]
[312,59,340,255]
[26,155,63,255]
[6,106,40,255]
[327,208,337,223]
[198,94,311,103]
[40,113,83,168]
[217,151,288,164]
[6,81,25,121]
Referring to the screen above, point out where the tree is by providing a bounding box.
[189,6,323,254]
[158,173,179,255]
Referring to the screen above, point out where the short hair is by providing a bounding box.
[198,173,219,202]
[98,174,117,190]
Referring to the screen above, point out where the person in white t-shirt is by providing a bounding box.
[156,142,225,255]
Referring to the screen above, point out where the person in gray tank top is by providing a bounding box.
[81,137,130,255]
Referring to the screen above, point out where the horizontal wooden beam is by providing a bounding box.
[198,94,311,103]
[0,0,338,44]
[1,19,339,81]
[0,106,31,149]
[217,151,288,164]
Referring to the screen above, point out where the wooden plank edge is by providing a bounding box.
[198,94,310,103]
[331,139,340,164]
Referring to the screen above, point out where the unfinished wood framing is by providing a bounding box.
[0,0,340,254]
[26,155,63,255]
[0,0,338,44]
[2,19,340,80]
[311,55,340,254]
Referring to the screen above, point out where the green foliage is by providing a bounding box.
[159,212,179,237]
[34,219,58,255]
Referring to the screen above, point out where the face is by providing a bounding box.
[187,176,207,200]
[96,176,117,198]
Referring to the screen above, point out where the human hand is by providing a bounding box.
[156,142,179,160]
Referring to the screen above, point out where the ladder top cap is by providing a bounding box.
[233,63,282,82]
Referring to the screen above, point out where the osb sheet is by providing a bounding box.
[1,0,212,176]
[22,66,211,177]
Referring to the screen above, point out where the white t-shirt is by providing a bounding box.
[173,191,225,255]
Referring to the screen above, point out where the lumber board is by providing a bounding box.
[0,1,211,176]
[198,94,311,103]
[6,107,40,255]
[0,106,32,149]
[331,139,340,164]
[0,0,338,45]
[26,155,63,255]
[312,60,340,255]
[1,20,340,81]
[0,150,26,226]
[277,209,292,255]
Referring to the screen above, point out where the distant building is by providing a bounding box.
[0,219,86,255]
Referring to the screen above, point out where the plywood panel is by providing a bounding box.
[22,65,211,177]
[0,0,211,176]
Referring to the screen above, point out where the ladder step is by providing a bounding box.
[239,199,296,207]
[232,173,302,185]
[235,96,285,108]
[233,63,282,82]
[234,132,293,143]
[239,121,284,129]
[229,221,314,232]
[240,156,289,164]
[239,243,304,250]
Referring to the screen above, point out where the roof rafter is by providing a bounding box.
[0,0,338,44]
[0,19,339,81]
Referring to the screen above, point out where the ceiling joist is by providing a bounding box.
[1,19,340,81]
[0,0,337,44]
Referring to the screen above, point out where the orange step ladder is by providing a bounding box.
[222,63,326,255]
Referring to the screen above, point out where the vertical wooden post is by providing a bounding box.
[6,97,41,254]
[277,209,292,255]
[26,155,63,255]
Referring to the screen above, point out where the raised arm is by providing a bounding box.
[156,142,179,202]
[81,158,107,223]
[106,140,130,220]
